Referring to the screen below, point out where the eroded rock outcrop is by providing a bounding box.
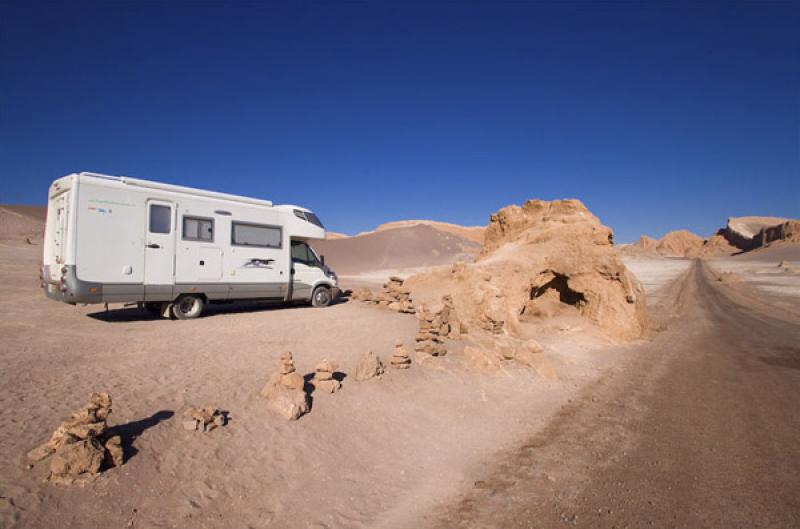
[27,392,123,484]
[261,353,310,420]
[406,199,648,344]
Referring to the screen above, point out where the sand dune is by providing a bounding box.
[0,205,46,242]
[312,224,481,275]
[358,220,485,244]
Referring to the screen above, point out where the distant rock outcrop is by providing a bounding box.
[656,230,704,257]
[634,235,659,252]
[626,230,736,259]
[724,216,798,251]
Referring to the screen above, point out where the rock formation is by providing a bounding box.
[354,352,385,381]
[312,359,342,393]
[634,235,659,252]
[26,392,123,484]
[352,276,415,313]
[656,230,705,257]
[760,220,800,246]
[182,406,226,432]
[406,199,648,345]
[688,233,737,258]
[261,353,310,420]
[724,216,793,250]
[390,341,412,369]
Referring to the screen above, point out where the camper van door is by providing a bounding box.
[144,200,176,299]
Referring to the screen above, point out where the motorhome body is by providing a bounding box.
[41,172,338,318]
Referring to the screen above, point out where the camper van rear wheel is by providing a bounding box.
[311,286,332,307]
[173,294,204,319]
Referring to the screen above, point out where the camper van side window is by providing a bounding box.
[149,205,171,234]
[231,222,282,249]
[183,216,214,242]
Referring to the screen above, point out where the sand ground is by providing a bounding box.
[3,241,797,528]
[0,241,644,529]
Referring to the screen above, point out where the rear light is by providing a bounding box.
[60,276,66,284]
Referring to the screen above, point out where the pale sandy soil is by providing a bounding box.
[620,256,692,306]
[707,244,800,301]
[1,241,632,529]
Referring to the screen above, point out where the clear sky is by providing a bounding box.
[1,1,798,242]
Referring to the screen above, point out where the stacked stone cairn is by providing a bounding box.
[182,406,226,432]
[352,276,415,314]
[261,352,310,421]
[390,340,412,369]
[354,351,385,381]
[312,359,342,393]
[26,392,124,484]
[415,295,462,356]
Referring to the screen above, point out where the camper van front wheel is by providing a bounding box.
[311,286,332,307]
[173,294,205,319]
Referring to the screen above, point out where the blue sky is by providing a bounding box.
[1,1,798,242]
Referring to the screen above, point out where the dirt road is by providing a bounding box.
[426,260,800,528]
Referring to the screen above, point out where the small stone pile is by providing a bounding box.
[312,359,342,393]
[352,277,415,313]
[182,406,226,432]
[27,392,123,484]
[261,352,310,421]
[390,341,412,369]
[415,296,462,356]
[354,352,385,381]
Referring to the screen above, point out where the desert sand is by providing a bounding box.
[1,203,799,529]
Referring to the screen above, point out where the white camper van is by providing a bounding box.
[41,172,339,319]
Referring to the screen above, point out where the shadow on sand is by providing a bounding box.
[105,410,174,462]
[87,294,350,323]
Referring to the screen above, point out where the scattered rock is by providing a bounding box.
[413,295,462,356]
[26,392,124,484]
[261,352,310,420]
[717,271,741,283]
[312,359,342,394]
[352,277,416,313]
[104,435,124,467]
[182,406,226,432]
[354,352,385,381]
[390,341,412,369]
[48,438,105,485]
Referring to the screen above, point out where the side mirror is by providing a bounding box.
[320,255,326,266]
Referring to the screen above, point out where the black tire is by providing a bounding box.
[311,286,332,307]
[172,294,205,319]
